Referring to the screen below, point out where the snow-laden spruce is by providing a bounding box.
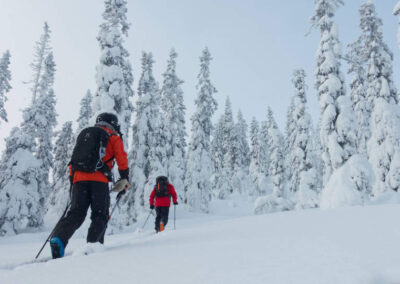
[34,52,57,202]
[0,50,11,124]
[346,39,369,156]
[311,0,357,186]
[185,47,217,213]
[45,122,74,225]
[249,117,262,196]
[30,23,51,103]
[76,90,93,133]
[231,110,252,195]
[92,0,134,145]
[124,52,166,225]
[160,49,186,200]
[357,1,400,196]
[254,108,292,214]
[0,127,41,236]
[285,70,318,209]
[17,24,58,221]
[213,97,235,199]
[211,116,224,195]
[45,122,74,224]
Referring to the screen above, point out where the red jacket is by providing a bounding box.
[69,126,129,183]
[149,184,178,207]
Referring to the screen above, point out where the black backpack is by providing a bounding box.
[155,176,170,197]
[69,127,115,180]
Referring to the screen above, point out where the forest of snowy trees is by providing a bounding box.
[1,0,400,235]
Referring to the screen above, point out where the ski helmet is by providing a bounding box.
[96,112,120,132]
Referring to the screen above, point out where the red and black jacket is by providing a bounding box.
[149,184,178,207]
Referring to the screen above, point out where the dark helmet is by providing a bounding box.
[96,112,120,132]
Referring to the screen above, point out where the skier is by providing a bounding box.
[49,112,130,259]
[149,176,178,232]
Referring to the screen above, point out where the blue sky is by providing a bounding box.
[0,0,399,151]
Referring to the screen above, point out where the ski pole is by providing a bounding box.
[142,209,154,229]
[35,185,72,259]
[95,190,125,243]
[174,205,176,230]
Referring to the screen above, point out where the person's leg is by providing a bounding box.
[87,182,110,243]
[160,207,170,227]
[52,182,91,247]
[155,207,162,232]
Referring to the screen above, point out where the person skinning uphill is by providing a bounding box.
[49,112,130,259]
[149,176,178,232]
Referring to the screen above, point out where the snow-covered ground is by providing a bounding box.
[1,196,400,284]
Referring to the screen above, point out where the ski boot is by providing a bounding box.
[160,222,164,232]
[50,236,65,259]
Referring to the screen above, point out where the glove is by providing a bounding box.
[69,175,73,186]
[150,205,155,210]
[112,178,129,192]
[174,201,178,205]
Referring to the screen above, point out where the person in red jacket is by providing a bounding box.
[50,112,130,259]
[149,176,178,232]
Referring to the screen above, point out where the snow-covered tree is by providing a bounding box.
[266,108,285,198]
[122,52,166,225]
[285,70,318,209]
[231,110,252,195]
[249,117,261,196]
[346,39,369,156]
[77,90,93,133]
[359,1,400,195]
[254,108,292,214]
[92,0,134,146]
[0,127,41,235]
[35,52,57,201]
[0,50,11,124]
[185,47,217,213]
[217,97,235,199]
[160,49,186,200]
[311,0,357,185]
[211,116,224,195]
[30,23,50,103]
[46,122,74,224]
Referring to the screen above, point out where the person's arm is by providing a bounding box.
[149,188,156,208]
[169,184,178,204]
[112,135,130,181]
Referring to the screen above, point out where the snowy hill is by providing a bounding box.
[1,199,400,284]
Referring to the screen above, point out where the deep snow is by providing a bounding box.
[1,197,400,284]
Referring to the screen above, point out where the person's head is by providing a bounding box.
[96,112,120,133]
[156,176,169,184]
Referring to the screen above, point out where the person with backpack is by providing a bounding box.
[49,112,130,259]
[149,176,178,232]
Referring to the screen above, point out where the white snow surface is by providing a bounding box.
[1,197,400,284]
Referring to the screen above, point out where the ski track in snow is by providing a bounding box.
[1,199,400,284]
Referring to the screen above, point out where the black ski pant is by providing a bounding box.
[155,206,170,231]
[52,181,110,247]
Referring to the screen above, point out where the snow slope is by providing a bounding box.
[1,199,400,284]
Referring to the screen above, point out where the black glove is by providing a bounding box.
[150,205,155,210]
[174,202,178,205]
[69,175,73,185]
[119,168,130,182]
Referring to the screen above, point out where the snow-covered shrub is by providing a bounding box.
[320,154,374,209]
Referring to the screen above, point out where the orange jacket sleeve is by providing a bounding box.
[149,188,156,206]
[110,135,129,171]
